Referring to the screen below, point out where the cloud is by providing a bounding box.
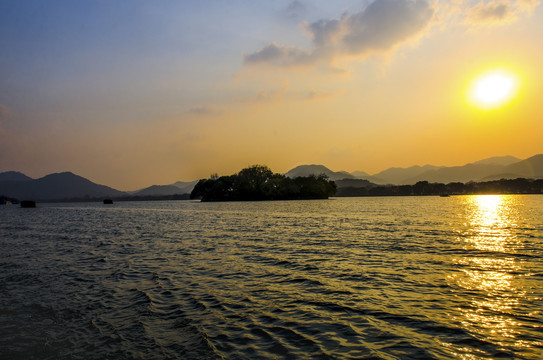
[188,104,221,116]
[293,89,338,101]
[283,0,307,20]
[243,43,314,67]
[339,0,434,54]
[245,0,435,67]
[238,87,338,103]
[245,0,541,68]
[460,0,540,24]
[518,0,541,11]
[469,1,510,21]
[239,88,289,103]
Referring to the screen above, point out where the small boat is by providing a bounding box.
[20,200,36,208]
[439,194,451,197]
[103,199,114,204]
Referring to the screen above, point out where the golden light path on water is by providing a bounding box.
[447,195,540,358]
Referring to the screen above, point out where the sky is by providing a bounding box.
[1,0,542,190]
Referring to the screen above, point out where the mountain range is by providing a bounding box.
[1,154,542,202]
[0,172,197,202]
[0,172,125,201]
[288,155,542,185]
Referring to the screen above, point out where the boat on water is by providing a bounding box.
[103,199,114,204]
[20,200,36,208]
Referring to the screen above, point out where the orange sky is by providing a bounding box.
[1,1,542,189]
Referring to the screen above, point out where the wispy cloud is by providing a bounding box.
[452,0,540,25]
[188,104,221,116]
[469,1,510,22]
[293,89,338,101]
[237,88,289,103]
[282,0,308,21]
[245,0,435,68]
[244,43,314,67]
[244,0,541,68]
[238,87,339,103]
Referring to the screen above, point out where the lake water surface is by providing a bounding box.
[1,196,542,359]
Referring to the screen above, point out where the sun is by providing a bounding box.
[468,69,519,110]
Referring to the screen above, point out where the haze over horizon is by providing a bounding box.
[1,1,542,189]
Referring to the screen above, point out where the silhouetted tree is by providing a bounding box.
[190,165,336,201]
[412,181,428,195]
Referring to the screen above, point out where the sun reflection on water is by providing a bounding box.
[448,195,533,355]
[463,195,519,253]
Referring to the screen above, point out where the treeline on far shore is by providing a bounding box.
[335,178,543,197]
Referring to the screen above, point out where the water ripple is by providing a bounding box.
[1,196,542,359]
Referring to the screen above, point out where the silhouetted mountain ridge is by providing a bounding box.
[285,165,355,181]
[0,172,125,201]
[402,163,506,184]
[285,154,543,185]
[133,180,198,196]
[0,171,33,182]
[503,154,543,178]
[402,155,543,184]
[372,165,443,184]
[471,155,521,166]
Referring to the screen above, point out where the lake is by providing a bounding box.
[1,195,542,359]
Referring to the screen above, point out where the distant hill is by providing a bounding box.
[350,170,370,178]
[171,180,198,194]
[285,165,354,181]
[402,163,506,184]
[472,155,521,166]
[372,165,443,184]
[501,154,543,178]
[401,155,543,184]
[135,180,198,196]
[349,171,387,184]
[285,154,542,186]
[0,170,199,201]
[0,172,125,201]
[0,171,33,182]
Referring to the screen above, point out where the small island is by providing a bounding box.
[190,165,337,201]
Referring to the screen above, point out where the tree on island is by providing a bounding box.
[190,165,337,201]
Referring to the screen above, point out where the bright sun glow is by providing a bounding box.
[468,70,519,110]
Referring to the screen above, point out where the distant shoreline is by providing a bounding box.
[334,177,543,197]
[0,193,191,205]
[2,178,542,205]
